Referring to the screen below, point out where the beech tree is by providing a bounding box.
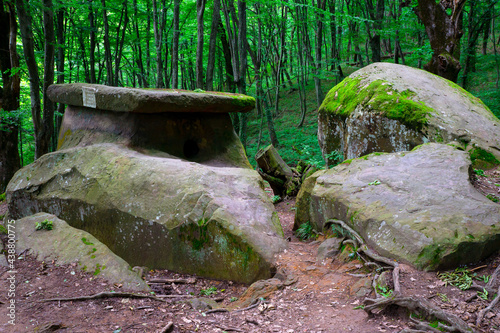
[0,0,21,192]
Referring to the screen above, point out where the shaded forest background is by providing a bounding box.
[1,0,500,192]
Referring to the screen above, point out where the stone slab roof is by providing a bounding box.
[47,83,255,113]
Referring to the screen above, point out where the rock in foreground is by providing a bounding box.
[296,143,500,270]
[318,62,500,168]
[7,144,286,283]
[16,213,149,291]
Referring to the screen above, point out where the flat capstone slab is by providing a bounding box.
[47,83,255,113]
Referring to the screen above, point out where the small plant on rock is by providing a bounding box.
[35,219,53,231]
[474,169,486,177]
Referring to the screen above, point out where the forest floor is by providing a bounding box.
[0,168,499,333]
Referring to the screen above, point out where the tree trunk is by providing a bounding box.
[16,0,43,158]
[206,0,221,91]
[237,0,248,149]
[314,0,326,107]
[195,0,206,89]
[171,0,180,88]
[133,0,147,87]
[153,0,164,88]
[55,2,65,151]
[113,0,129,86]
[413,0,467,82]
[0,0,21,191]
[101,0,113,85]
[40,0,56,155]
[88,0,96,83]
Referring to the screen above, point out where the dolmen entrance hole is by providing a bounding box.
[47,83,255,167]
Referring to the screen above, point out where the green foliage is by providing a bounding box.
[436,293,449,302]
[376,284,393,298]
[0,224,8,235]
[199,286,218,296]
[325,150,344,168]
[295,222,316,241]
[474,169,486,177]
[477,288,489,301]
[331,224,354,239]
[35,219,53,231]
[0,193,5,202]
[368,180,381,186]
[438,267,474,290]
[81,237,94,246]
[486,194,499,203]
[271,195,281,204]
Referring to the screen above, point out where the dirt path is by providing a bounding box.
[0,194,499,332]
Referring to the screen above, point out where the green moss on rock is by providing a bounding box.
[469,146,500,170]
[319,77,433,131]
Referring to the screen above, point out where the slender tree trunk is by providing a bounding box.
[153,0,164,88]
[16,0,43,158]
[218,20,235,92]
[40,0,56,155]
[171,0,180,88]
[0,0,21,191]
[113,0,129,86]
[88,0,97,83]
[101,0,113,85]
[206,0,221,91]
[55,2,65,151]
[133,0,147,87]
[195,0,206,89]
[314,0,326,107]
[237,0,248,148]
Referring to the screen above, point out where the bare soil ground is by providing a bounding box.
[0,169,499,333]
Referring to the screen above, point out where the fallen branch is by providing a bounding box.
[147,278,196,284]
[364,296,475,333]
[216,326,244,332]
[476,286,500,327]
[156,294,194,298]
[40,291,166,303]
[157,322,174,333]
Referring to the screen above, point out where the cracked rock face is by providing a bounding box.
[295,143,500,270]
[7,85,286,283]
[318,62,500,167]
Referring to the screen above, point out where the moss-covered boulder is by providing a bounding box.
[318,62,500,168]
[295,143,500,270]
[7,144,286,283]
[15,213,149,291]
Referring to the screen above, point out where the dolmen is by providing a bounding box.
[7,84,287,284]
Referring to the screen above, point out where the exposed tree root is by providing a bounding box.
[40,291,166,303]
[147,278,196,284]
[157,322,174,333]
[476,286,500,327]
[364,296,475,333]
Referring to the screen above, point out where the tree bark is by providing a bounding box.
[101,0,113,85]
[40,0,56,155]
[113,0,129,86]
[16,0,44,158]
[412,0,467,82]
[0,0,21,192]
[133,0,148,87]
[152,0,164,88]
[314,0,326,107]
[237,0,248,148]
[171,0,180,88]
[88,0,97,83]
[55,1,65,151]
[206,0,221,91]
[195,0,206,89]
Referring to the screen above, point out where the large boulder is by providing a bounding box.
[15,213,149,291]
[7,144,286,283]
[6,84,286,284]
[295,143,500,270]
[318,62,500,168]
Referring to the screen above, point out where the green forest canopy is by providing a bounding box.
[0,0,499,181]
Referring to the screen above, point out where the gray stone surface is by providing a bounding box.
[7,144,287,283]
[316,237,344,262]
[295,143,500,270]
[318,62,500,165]
[15,213,149,291]
[47,83,255,113]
